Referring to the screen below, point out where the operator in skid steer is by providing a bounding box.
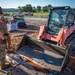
[0,6,11,70]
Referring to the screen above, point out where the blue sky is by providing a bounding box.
[0,0,75,8]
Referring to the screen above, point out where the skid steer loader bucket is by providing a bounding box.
[9,35,71,75]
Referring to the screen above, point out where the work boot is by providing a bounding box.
[7,48,16,54]
[1,63,11,70]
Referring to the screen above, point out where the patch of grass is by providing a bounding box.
[33,12,49,15]
[33,12,49,18]
[3,12,13,16]
[3,12,49,18]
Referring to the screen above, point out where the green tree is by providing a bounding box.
[42,6,48,12]
[18,4,52,12]
[37,6,41,12]
[42,5,52,12]
[73,8,75,11]
[22,6,26,12]
[25,4,32,12]
[47,4,52,12]
[32,6,36,12]
[18,6,23,12]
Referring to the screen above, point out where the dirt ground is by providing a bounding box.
[7,17,47,49]
[24,18,47,37]
[10,18,47,39]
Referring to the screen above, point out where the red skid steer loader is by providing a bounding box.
[38,6,75,46]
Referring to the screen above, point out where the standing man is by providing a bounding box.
[0,6,11,70]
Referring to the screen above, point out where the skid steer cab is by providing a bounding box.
[38,6,75,46]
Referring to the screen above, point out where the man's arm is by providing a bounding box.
[0,32,5,40]
[0,32,6,44]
